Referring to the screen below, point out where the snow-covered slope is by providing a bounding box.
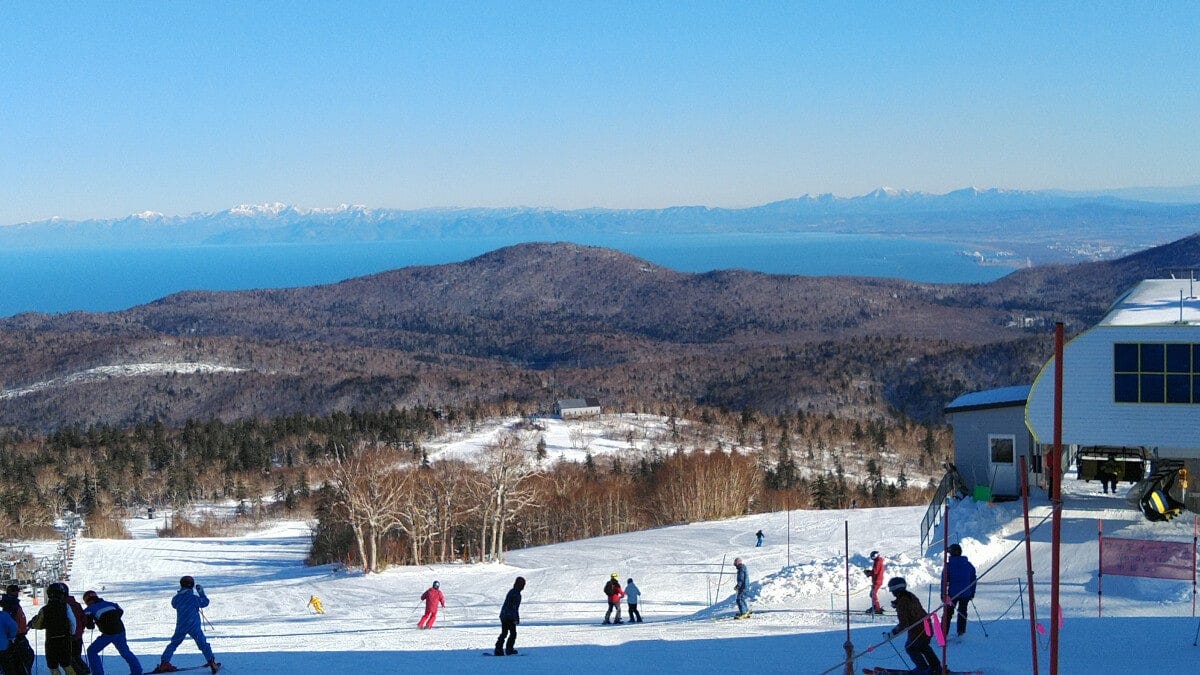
[65,475,1199,674]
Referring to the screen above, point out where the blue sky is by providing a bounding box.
[1,1,1197,223]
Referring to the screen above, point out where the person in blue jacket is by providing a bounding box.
[494,576,525,656]
[733,558,751,618]
[941,543,977,636]
[82,590,143,675]
[150,576,219,674]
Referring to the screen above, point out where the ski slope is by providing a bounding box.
[65,475,1200,674]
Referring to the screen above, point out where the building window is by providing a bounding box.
[1114,342,1199,404]
[989,435,1015,464]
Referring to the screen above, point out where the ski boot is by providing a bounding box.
[207,660,222,674]
[150,664,179,674]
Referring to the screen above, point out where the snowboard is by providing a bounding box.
[864,662,984,667]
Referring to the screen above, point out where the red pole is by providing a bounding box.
[1019,455,1040,675]
[1050,322,1064,675]
[942,502,950,674]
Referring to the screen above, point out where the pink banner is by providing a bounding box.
[1101,537,1194,581]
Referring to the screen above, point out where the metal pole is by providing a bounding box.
[1097,520,1103,617]
[1020,453,1040,675]
[941,502,949,672]
[843,520,854,675]
[787,497,792,569]
[1050,321,1065,675]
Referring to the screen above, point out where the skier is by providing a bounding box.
[755,530,764,547]
[61,583,92,675]
[941,543,977,637]
[733,558,751,618]
[494,576,524,656]
[0,605,21,675]
[603,573,625,624]
[864,550,885,614]
[81,590,143,675]
[887,577,940,675]
[29,582,76,675]
[625,578,642,623]
[149,576,220,674]
[1099,454,1121,494]
[1,583,35,674]
[418,581,445,629]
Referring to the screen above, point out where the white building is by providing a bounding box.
[554,398,601,418]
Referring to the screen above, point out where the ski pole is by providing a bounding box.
[200,608,216,632]
[970,599,989,638]
[884,632,912,670]
[1193,617,1200,646]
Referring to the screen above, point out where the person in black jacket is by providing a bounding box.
[82,590,143,675]
[29,582,75,675]
[494,576,525,656]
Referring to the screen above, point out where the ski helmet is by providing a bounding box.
[514,576,526,590]
[627,578,633,584]
[46,583,65,599]
[611,572,618,579]
[949,543,963,557]
[869,550,879,559]
[432,581,440,589]
[179,575,195,589]
[887,577,907,593]
[734,557,742,565]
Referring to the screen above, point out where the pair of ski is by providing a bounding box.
[150,663,221,673]
[864,662,984,667]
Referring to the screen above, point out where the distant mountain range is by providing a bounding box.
[5,187,1200,262]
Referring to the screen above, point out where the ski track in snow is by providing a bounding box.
[65,476,1200,674]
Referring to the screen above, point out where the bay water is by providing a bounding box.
[0,233,1009,318]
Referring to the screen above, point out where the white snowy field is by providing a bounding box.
[65,475,1200,674]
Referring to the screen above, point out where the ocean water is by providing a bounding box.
[0,233,1010,317]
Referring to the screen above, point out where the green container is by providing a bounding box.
[973,485,992,502]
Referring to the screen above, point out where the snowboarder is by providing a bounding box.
[603,573,625,624]
[2,583,35,674]
[887,576,940,675]
[81,590,143,675]
[941,543,977,637]
[864,550,885,614]
[307,595,325,614]
[62,583,92,675]
[494,576,524,656]
[149,576,220,674]
[0,605,21,675]
[625,578,643,623]
[418,581,445,629]
[29,582,76,675]
[1099,454,1121,494]
[733,558,751,618]
[755,530,764,547]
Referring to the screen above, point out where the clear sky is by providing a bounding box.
[1,1,1198,224]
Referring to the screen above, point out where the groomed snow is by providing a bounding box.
[64,475,1200,674]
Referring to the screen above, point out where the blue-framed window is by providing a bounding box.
[1114,342,1197,403]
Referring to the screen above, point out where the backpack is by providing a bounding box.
[603,580,615,596]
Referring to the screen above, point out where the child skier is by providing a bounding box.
[887,577,941,675]
[942,543,978,636]
[603,573,625,624]
[418,581,445,629]
[864,550,885,614]
[81,590,143,675]
[494,576,524,656]
[733,558,751,618]
[150,576,220,674]
[625,578,643,623]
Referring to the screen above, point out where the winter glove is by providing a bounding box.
[863,569,872,577]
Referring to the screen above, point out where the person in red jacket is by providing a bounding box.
[864,551,886,614]
[603,573,625,624]
[62,583,92,674]
[418,581,445,629]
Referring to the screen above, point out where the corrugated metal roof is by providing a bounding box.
[944,384,1031,413]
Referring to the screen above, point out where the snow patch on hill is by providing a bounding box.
[0,362,248,399]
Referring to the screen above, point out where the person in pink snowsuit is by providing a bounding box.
[418,581,445,629]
